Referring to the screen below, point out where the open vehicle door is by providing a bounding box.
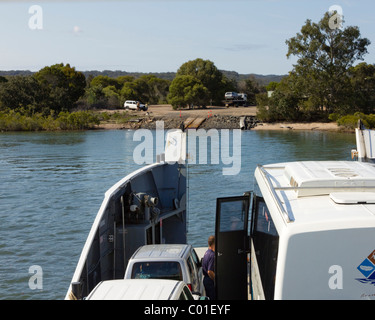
[215,193,251,300]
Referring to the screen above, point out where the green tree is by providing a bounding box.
[116,75,135,88]
[176,58,227,104]
[0,76,7,84]
[34,63,86,112]
[268,74,303,121]
[237,77,263,105]
[0,76,46,114]
[266,81,279,92]
[89,75,120,90]
[102,85,121,108]
[136,75,170,104]
[348,63,375,114]
[119,75,170,104]
[80,84,109,109]
[167,75,209,109]
[120,81,139,102]
[82,75,135,109]
[285,11,370,115]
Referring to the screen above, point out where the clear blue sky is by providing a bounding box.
[0,0,374,75]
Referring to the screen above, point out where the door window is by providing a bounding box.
[215,195,250,300]
[251,196,279,300]
[191,249,200,266]
[218,199,247,232]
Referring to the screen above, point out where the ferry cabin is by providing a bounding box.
[215,161,375,300]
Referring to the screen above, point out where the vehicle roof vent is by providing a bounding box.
[327,168,359,178]
[330,192,375,204]
[283,162,375,197]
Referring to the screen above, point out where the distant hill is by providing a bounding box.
[82,70,176,81]
[0,70,34,77]
[220,70,285,85]
[0,69,286,85]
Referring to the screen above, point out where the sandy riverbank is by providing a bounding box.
[96,104,340,132]
[253,122,339,131]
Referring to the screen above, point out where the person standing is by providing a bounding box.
[202,235,215,300]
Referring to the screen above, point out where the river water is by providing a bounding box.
[0,129,355,299]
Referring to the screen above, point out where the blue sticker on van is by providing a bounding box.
[356,250,375,286]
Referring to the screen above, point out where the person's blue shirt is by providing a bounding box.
[202,249,215,277]
[202,248,215,300]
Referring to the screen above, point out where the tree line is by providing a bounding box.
[0,64,171,114]
[0,59,265,116]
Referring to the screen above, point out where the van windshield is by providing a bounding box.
[131,262,183,281]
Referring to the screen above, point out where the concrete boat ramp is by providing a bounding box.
[184,117,206,129]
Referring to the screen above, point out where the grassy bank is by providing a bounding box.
[0,110,143,132]
[0,110,100,131]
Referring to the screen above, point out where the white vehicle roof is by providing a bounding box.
[256,161,375,231]
[86,279,185,300]
[125,100,143,103]
[131,244,191,260]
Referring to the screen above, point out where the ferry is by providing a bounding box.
[66,128,375,300]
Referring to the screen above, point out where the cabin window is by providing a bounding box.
[251,196,279,300]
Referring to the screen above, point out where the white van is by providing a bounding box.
[124,100,147,111]
[86,279,195,300]
[224,92,238,100]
